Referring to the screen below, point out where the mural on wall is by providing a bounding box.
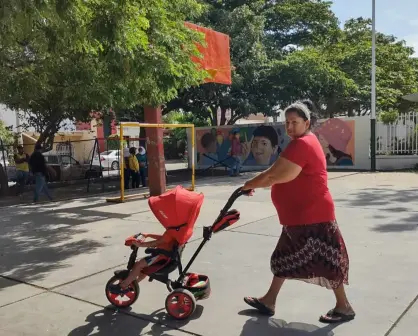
[195,118,356,170]
[196,124,290,171]
[313,119,355,166]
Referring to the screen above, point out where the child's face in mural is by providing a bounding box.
[251,136,277,165]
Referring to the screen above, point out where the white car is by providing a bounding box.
[92,150,120,170]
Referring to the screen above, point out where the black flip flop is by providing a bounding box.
[319,309,355,324]
[244,297,275,316]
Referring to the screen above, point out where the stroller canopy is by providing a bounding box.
[148,186,204,245]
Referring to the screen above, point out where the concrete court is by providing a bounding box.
[0,171,417,336]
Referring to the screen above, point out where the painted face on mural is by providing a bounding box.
[315,119,354,166]
[285,111,310,139]
[251,136,277,165]
[201,132,217,153]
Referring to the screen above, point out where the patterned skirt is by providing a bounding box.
[270,221,349,290]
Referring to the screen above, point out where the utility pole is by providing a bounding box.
[370,0,377,171]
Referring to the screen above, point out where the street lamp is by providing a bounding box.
[370,0,376,171]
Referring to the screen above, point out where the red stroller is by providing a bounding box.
[105,185,252,320]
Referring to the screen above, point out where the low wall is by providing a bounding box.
[188,116,372,171]
[377,155,418,170]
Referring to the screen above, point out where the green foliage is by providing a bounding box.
[165,0,338,125]
[379,109,399,125]
[323,18,418,115]
[163,110,210,142]
[167,4,418,121]
[106,135,126,151]
[0,0,207,150]
[0,120,14,145]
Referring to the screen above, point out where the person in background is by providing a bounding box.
[14,145,30,196]
[229,130,242,176]
[128,147,139,189]
[29,143,53,202]
[136,146,147,187]
[123,144,131,189]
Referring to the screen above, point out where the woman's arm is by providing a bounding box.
[243,157,302,190]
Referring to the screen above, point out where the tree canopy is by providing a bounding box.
[0,0,207,149]
[165,3,418,124]
[1,0,417,140]
[164,0,339,125]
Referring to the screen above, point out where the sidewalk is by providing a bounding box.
[0,171,417,335]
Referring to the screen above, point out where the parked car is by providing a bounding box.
[92,150,120,170]
[44,154,102,181]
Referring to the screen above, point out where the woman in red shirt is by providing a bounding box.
[242,101,355,324]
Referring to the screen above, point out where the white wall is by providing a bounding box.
[377,155,418,170]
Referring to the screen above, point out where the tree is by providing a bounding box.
[0,0,207,150]
[164,0,339,125]
[0,120,14,146]
[321,18,418,116]
[268,47,359,118]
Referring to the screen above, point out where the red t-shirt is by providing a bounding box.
[271,133,335,226]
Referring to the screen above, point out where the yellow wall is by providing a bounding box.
[22,130,97,164]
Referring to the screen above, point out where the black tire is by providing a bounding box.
[105,275,139,308]
[165,288,196,320]
[111,161,119,171]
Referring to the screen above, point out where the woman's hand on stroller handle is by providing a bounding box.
[240,187,254,196]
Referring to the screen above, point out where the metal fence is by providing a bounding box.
[376,112,418,155]
[0,134,190,199]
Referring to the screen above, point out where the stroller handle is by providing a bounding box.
[218,187,253,217]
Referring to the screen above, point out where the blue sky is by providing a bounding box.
[331,0,418,55]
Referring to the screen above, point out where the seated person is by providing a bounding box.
[110,231,177,293]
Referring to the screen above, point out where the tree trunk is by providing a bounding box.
[326,97,336,118]
[219,107,227,126]
[36,122,60,152]
[211,106,218,126]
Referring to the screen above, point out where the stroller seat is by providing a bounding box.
[142,245,185,280]
[142,186,203,280]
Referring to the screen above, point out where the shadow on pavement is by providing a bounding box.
[334,187,418,233]
[239,314,336,336]
[0,198,150,288]
[67,305,204,336]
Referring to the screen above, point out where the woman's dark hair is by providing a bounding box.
[129,147,136,155]
[284,100,318,129]
[252,125,279,147]
[301,99,318,127]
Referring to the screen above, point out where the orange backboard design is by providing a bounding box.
[185,22,232,85]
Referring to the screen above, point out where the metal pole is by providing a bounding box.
[191,125,195,191]
[120,126,125,202]
[370,0,377,171]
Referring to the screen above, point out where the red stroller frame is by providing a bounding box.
[105,186,252,320]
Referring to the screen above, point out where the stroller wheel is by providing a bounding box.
[165,288,196,320]
[105,275,139,308]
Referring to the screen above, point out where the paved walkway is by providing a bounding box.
[0,171,417,335]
